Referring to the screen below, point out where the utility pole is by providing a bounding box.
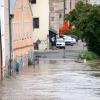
[64,0,65,20]
[70,0,71,10]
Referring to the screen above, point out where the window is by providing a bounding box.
[33,18,39,28]
[29,0,36,4]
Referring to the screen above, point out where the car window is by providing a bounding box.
[56,39,64,42]
[64,36,72,39]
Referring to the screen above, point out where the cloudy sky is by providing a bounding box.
[9,0,100,14]
[10,0,15,14]
[10,0,100,8]
[90,0,100,4]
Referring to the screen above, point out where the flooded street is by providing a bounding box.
[0,59,100,100]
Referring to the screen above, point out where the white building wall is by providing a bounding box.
[1,0,10,77]
[1,0,6,77]
[4,0,10,62]
[31,0,49,50]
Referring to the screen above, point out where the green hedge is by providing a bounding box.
[65,1,100,56]
[28,59,33,65]
[79,51,99,60]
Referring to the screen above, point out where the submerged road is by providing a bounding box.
[0,60,100,100]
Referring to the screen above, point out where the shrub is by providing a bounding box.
[79,51,99,60]
[28,58,33,65]
[65,1,100,56]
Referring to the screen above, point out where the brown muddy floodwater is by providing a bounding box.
[0,59,100,100]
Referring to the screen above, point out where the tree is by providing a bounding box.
[65,1,100,56]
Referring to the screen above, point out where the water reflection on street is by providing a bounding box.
[0,59,100,100]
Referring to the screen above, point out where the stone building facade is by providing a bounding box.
[49,0,64,34]
[65,0,90,14]
[49,0,90,34]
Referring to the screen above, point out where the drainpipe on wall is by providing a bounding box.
[0,48,3,80]
[0,0,3,80]
[8,0,13,76]
[70,0,71,10]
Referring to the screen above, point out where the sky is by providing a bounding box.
[90,0,100,4]
[10,0,15,14]
[6,0,100,14]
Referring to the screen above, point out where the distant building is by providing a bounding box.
[65,0,90,14]
[49,0,64,34]
[12,0,33,64]
[49,0,90,35]
[65,0,76,14]
[30,0,49,50]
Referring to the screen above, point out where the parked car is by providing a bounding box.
[69,35,78,42]
[56,38,65,48]
[63,35,76,46]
